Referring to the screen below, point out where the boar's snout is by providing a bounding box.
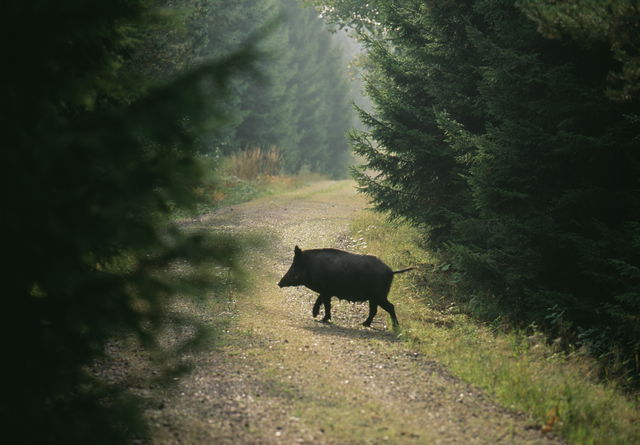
[277,272,295,288]
[278,246,304,288]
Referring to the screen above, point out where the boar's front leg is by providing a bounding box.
[312,294,332,322]
[312,295,322,318]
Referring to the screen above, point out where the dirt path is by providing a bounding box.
[146,180,564,444]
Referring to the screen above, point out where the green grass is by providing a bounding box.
[203,147,331,210]
[348,210,640,445]
[194,171,329,215]
[172,151,330,219]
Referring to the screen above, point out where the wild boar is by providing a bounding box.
[277,246,413,327]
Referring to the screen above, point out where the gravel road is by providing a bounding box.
[144,180,565,445]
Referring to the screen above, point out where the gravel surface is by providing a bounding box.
[142,180,565,445]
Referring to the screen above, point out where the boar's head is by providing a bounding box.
[278,245,307,287]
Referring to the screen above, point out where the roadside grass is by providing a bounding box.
[193,148,328,213]
[194,169,328,214]
[348,209,640,445]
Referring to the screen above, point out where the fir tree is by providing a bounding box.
[347,0,481,244]
[1,1,252,441]
[453,0,640,366]
[146,0,356,176]
[519,0,640,102]
[314,0,640,380]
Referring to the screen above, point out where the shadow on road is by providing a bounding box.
[301,321,401,343]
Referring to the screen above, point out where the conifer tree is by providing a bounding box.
[314,0,640,377]
[345,0,482,244]
[322,42,354,178]
[519,0,640,102]
[451,0,640,364]
[278,0,352,175]
[145,0,355,176]
[2,1,252,442]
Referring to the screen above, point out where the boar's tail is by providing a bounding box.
[392,267,415,274]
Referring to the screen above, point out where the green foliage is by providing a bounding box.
[282,0,354,177]
[143,0,356,178]
[2,1,253,442]
[518,0,640,102]
[348,0,482,245]
[315,0,640,384]
[350,211,640,445]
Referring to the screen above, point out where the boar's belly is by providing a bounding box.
[306,281,379,302]
[334,293,369,302]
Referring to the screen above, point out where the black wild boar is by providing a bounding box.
[278,246,413,327]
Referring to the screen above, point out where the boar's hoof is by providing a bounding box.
[362,320,372,327]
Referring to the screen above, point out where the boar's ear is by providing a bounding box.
[294,245,302,257]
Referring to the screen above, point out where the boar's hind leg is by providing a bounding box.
[312,296,322,318]
[363,300,378,327]
[320,295,332,323]
[379,300,399,327]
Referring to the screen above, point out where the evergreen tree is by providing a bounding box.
[233,3,298,156]
[322,41,354,178]
[519,0,640,102]
[130,0,287,154]
[314,0,640,379]
[1,1,252,442]
[144,0,355,176]
[344,0,482,244]
[451,0,640,366]
[256,0,356,177]
[284,1,330,172]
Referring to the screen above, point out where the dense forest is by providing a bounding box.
[5,0,640,442]
[315,0,640,382]
[3,0,355,443]
[139,0,355,177]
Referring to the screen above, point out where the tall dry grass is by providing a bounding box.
[226,146,282,179]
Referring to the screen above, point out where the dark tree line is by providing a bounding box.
[315,0,640,382]
[2,2,256,442]
[2,0,354,443]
